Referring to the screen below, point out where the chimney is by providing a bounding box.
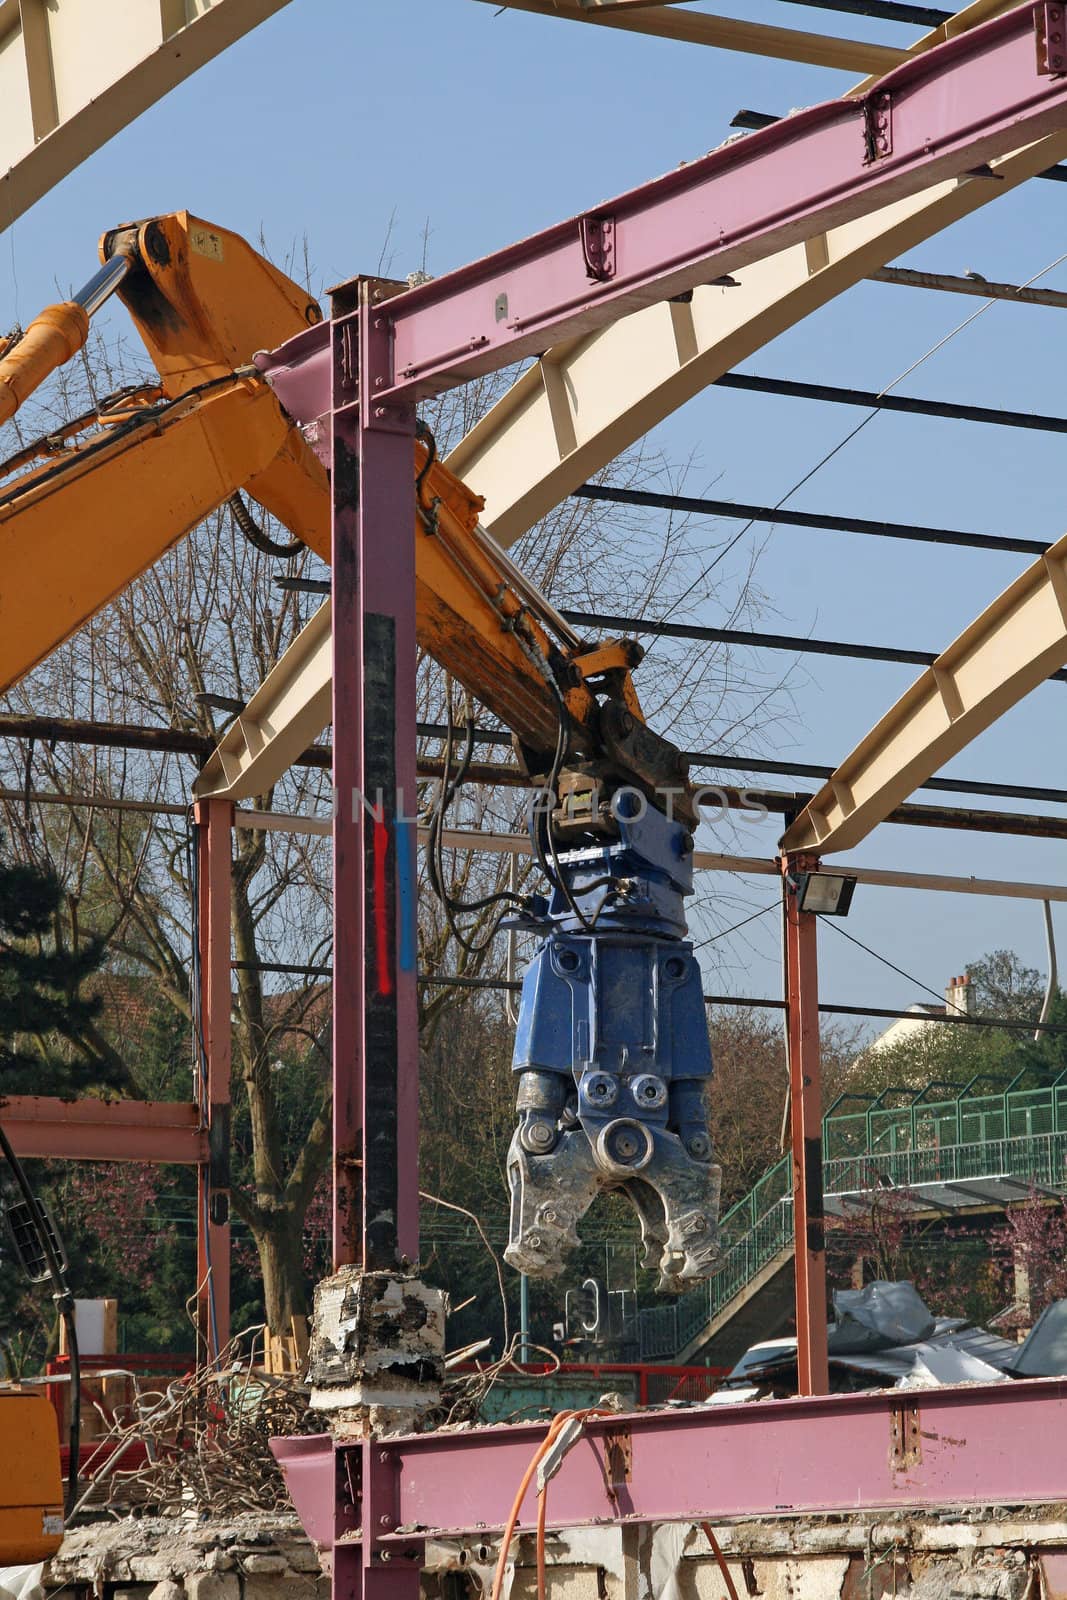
[945,974,974,1016]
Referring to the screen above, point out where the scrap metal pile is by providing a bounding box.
[66,1325,580,1520]
[709,1282,1067,1403]
[72,1336,315,1519]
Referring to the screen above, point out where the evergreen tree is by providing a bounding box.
[0,839,116,1095]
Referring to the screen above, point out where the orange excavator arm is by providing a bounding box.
[0,212,687,811]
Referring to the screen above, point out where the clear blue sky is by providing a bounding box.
[5,0,1067,1027]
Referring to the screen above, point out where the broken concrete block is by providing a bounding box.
[307,1267,447,1414]
[147,1583,183,1600]
[244,1577,318,1600]
[130,1560,180,1584]
[279,1546,321,1574]
[952,1569,1030,1600]
[185,1572,241,1600]
[241,1556,289,1576]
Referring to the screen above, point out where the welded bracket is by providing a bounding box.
[1036,2,1067,76]
[331,275,414,435]
[861,92,893,164]
[580,214,616,281]
[889,1401,921,1470]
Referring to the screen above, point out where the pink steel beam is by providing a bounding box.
[258,4,1067,411]
[0,1096,205,1163]
[327,278,422,1600]
[274,1377,1067,1546]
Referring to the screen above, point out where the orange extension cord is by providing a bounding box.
[490,1409,599,1600]
[489,1415,739,1600]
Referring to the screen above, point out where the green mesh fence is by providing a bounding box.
[637,1071,1067,1362]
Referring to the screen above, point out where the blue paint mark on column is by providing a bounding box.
[395,818,417,973]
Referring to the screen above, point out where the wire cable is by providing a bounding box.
[529,678,616,933]
[488,1409,604,1600]
[184,813,220,1363]
[816,913,970,1015]
[489,1412,573,1600]
[642,244,1067,648]
[700,1524,741,1600]
[425,679,526,953]
[227,492,304,559]
[693,899,779,950]
[0,1120,80,1516]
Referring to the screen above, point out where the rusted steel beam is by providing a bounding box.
[0,1096,204,1163]
[0,713,332,770]
[782,853,829,1396]
[193,797,233,1362]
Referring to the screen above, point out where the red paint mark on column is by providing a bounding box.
[373,815,393,997]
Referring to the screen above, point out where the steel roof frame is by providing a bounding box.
[471,0,910,72]
[0,0,919,241]
[12,0,1067,1520]
[258,5,1067,409]
[273,4,1067,1435]
[196,2,1067,809]
[0,0,292,230]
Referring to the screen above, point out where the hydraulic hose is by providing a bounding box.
[0,1121,80,1517]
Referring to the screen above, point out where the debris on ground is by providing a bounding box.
[707,1281,1023,1401]
[70,1334,317,1518]
[1008,1297,1067,1377]
[46,1512,321,1593]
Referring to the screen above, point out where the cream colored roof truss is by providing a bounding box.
[781,536,1067,856]
[472,0,908,75]
[0,0,290,229]
[193,0,1067,837]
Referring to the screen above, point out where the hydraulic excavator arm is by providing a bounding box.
[0,213,331,686]
[0,213,680,801]
[0,213,721,1291]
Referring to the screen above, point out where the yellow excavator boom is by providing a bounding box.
[0,212,660,788]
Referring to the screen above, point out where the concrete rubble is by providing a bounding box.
[307,1268,447,1431]
[40,1511,1067,1600]
[44,1514,324,1600]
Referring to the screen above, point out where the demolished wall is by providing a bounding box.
[43,1510,1067,1600]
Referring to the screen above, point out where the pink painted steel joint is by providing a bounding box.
[256,3,1067,417]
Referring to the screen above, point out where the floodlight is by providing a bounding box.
[795,872,856,916]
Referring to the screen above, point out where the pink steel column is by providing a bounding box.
[330,278,420,1273]
[330,281,421,1600]
[194,796,233,1364]
[782,852,829,1396]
